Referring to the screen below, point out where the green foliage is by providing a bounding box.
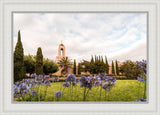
[78,63,81,74]
[35,47,43,75]
[93,59,105,73]
[43,58,59,75]
[14,30,25,81]
[120,60,141,79]
[24,55,35,74]
[112,61,115,75]
[16,80,146,101]
[73,59,76,74]
[80,60,90,72]
[116,60,119,75]
[91,55,94,63]
[90,55,95,74]
[58,57,72,74]
[105,56,109,74]
[80,55,106,74]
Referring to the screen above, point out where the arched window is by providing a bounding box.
[61,48,63,56]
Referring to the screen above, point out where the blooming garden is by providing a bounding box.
[13,60,147,102]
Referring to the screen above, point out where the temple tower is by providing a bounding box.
[56,41,67,63]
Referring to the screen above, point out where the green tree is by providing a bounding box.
[98,55,101,62]
[73,59,76,74]
[91,55,94,63]
[112,60,115,75]
[101,56,104,64]
[80,60,90,72]
[94,60,105,73]
[105,56,109,74]
[94,55,97,62]
[80,55,106,74]
[43,58,59,75]
[14,30,25,81]
[90,55,95,74]
[35,47,43,75]
[58,57,72,74]
[120,60,141,79]
[116,60,119,75]
[24,55,35,74]
[78,63,81,74]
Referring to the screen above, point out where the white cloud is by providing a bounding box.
[13,13,147,63]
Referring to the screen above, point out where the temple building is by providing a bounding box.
[56,42,67,63]
[53,42,73,75]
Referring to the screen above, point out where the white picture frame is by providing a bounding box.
[0,0,160,115]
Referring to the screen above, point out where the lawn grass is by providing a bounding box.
[20,80,146,102]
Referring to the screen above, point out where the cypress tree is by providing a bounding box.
[101,56,104,64]
[112,60,115,75]
[95,55,99,63]
[14,30,25,81]
[91,55,94,63]
[90,55,94,74]
[105,56,109,74]
[78,63,81,74]
[116,60,119,75]
[73,59,76,74]
[35,47,43,75]
[98,55,101,62]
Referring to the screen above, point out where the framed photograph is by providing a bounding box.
[0,0,160,115]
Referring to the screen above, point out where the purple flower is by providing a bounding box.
[44,75,50,80]
[137,75,146,83]
[30,74,36,78]
[44,80,51,86]
[79,76,87,87]
[94,80,101,87]
[138,60,147,73]
[13,85,20,94]
[102,76,116,91]
[66,74,76,82]
[17,83,31,95]
[135,98,147,102]
[102,82,112,91]
[106,76,116,83]
[54,91,62,98]
[31,90,37,96]
[52,77,55,82]
[98,73,108,80]
[62,82,70,87]
[24,79,35,85]
[79,76,93,90]
[35,75,44,84]
[57,77,59,82]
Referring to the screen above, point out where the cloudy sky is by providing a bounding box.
[13,13,147,63]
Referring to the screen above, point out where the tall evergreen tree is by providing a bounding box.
[101,56,104,64]
[116,60,119,75]
[14,30,25,81]
[94,55,97,62]
[91,55,94,63]
[78,63,81,74]
[105,56,109,74]
[90,55,95,74]
[112,60,115,75]
[35,47,43,75]
[73,59,76,74]
[98,55,101,62]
